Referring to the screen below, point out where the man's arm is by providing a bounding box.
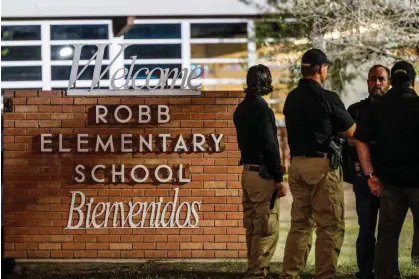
[258,110,283,183]
[340,123,356,139]
[355,140,374,175]
[355,139,381,196]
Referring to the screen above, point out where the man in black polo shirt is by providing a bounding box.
[346,65,396,279]
[233,64,288,279]
[355,61,419,279]
[281,49,356,279]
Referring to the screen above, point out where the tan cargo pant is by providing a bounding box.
[281,157,345,279]
[242,169,280,279]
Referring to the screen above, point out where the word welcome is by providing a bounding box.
[66,188,200,229]
[66,44,202,96]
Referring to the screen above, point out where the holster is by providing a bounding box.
[327,137,344,169]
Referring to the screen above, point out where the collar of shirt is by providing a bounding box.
[298,78,323,89]
[389,85,417,96]
[245,93,268,104]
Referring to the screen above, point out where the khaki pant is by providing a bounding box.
[281,157,345,279]
[242,169,280,279]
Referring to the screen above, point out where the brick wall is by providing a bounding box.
[2,90,289,260]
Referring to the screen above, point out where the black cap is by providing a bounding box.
[301,48,333,67]
[391,61,416,83]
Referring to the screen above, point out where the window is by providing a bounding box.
[124,64,182,79]
[51,25,109,40]
[1,46,42,61]
[124,24,181,39]
[191,43,247,59]
[51,45,110,60]
[51,65,110,80]
[1,25,41,41]
[191,23,247,38]
[192,63,246,79]
[124,44,182,59]
[1,66,42,81]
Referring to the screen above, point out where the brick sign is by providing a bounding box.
[3,90,247,259]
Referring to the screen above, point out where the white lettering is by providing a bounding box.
[158,105,170,123]
[40,134,52,152]
[96,105,108,124]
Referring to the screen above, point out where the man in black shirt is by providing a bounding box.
[355,61,419,279]
[346,65,395,279]
[233,64,287,279]
[281,49,356,279]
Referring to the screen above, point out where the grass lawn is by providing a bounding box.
[5,184,419,278]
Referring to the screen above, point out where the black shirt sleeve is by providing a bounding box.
[330,93,355,132]
[354,105,372,144]
[257,109,283,182]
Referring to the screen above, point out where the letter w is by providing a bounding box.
[68,43,132,90]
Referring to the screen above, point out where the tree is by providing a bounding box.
[242,0,419,95]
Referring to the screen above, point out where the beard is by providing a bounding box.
[370,87,387,97]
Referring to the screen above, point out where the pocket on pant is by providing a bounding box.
[262,212,279,237]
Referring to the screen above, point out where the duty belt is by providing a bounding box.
[293,152,328,159]
[243,164,261,172]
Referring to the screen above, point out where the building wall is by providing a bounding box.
[3,90,291,259]
[1,0,265,18]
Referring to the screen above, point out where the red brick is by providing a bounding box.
[38,91,63,97]
[74,235,96,242]
[39,106,62,113]
[168,251,192,258]
[62,120,85,127]
[63,106,85,112]
[204,242,226,250]
[15,243,37,250]
[144,251,167,258]
[27,98,51,105]
[15,91,38,97]
[133,243,156,249]
[50,235,73,242]
[215,250,238,258]
[203,228,226,235]
[14,106,38,113]
[181,120,204,128]
[215,235,239,242]
[3,91,14,97]
[86,243,109,250]
[27,251,51,258]
[74,251,97,258]
[62,243,85,250]
[192,250,214,258]
[38,120,61,128]
[51,98,74,105]
[13,98,27,105]
[167,235,191,242]
[51,251,74,258]
[191,235,214,242]
[110,243,132,250]
[180,243,202,250]
[157,243,179,250]
[98,251,121,258]
[143,235,167,242]
[216,98,239,105]
[74,98,97,105]
[4,114,26,120]
[191,98,215,104]
[39,243,61,250]
[121,251,145,258]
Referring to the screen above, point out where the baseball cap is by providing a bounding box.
[391,61,416,83]
[301,48,333,67]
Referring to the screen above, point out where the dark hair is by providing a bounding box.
[301,65,319,77]
[368,64,390,79]
[391,61,416,87]
[244,64,273,96]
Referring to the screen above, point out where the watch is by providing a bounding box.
[365,173,376,180]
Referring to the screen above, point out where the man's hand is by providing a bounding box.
[276,182,289,198]
[368,176,381,197]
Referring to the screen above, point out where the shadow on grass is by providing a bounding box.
[5,262,418,279]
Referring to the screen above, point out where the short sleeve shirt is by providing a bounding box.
[284,78,354,156]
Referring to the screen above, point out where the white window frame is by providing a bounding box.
[1,18,255,90]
